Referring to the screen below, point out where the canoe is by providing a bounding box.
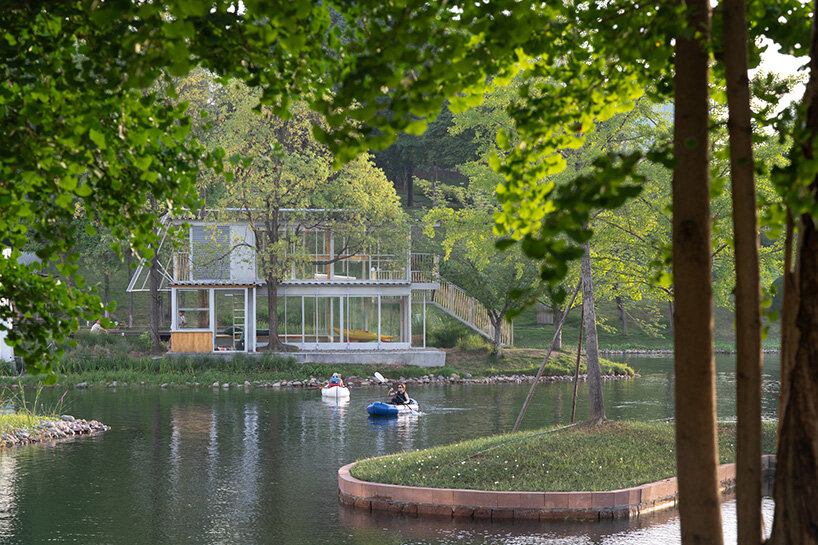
[366,399,419,416]
[321,385,350,398]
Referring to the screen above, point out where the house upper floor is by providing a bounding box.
[171,218,438,288]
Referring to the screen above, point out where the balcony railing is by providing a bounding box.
[410,253,438,284]
[174,250,440,284]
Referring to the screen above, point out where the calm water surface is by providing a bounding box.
[0,355,779,544]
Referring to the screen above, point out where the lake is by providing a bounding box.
[0,355,779,544]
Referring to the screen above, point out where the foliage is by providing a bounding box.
[1,5,226,377]
[351,420,778,492]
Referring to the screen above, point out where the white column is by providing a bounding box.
[423,291,427,349]
[171,288,177,331]
[209,289,216,352]
[377,294,381,348]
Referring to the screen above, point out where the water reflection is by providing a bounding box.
[338,498,774,545]
[0,354,780,544]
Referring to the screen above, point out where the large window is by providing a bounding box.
[176,289,210,329]
[345,297,378,343]
[381,296,402,342]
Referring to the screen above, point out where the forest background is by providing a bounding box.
[71,70,792,357]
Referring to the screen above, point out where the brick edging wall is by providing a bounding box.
[338,455,776,521]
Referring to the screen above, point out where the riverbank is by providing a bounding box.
[1,346,636,388]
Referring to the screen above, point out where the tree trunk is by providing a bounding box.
[552,306,562,351]
[673,1,723,542]
[126,247,134,328]
[198,290,209,328]
[580,242,605,422]
[261,208,288,352]
[490,311,504,358]
[615,293,628,336]
[723,0,763,540]
[149,252,163,354]
[668,299,675,334]
[264,279,288,351]
[770,9,818,542]
[406,168,414,207]
[103,271,110,318]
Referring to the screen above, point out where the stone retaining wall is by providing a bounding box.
[338,455,776,522]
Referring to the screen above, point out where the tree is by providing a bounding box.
[213,83,405,350]
[2,4,214,377]
[422,185,541,356]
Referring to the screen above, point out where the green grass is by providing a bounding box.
[1,342,468,386]
[0,386,63,434]
[351,420,778,492]
[1,331,635,386]
[510,302,781,352]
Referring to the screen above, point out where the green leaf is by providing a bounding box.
[89,128,107,150]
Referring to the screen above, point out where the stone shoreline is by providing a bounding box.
[0,415,110,448]
[207,372,638,390]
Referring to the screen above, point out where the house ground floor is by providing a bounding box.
[168,282,443,366]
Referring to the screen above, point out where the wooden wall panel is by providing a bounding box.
[171,331,212,353]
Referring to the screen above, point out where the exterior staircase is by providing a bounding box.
[430,280,513,346]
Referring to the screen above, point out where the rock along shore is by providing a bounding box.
[0,415,110,448]
[212,372,638,390]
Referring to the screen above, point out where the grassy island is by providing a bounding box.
[351,420,777,492]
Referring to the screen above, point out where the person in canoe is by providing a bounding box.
[327,372,345,388]
[388,382,410,405]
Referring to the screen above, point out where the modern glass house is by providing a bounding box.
[129,211,444,365]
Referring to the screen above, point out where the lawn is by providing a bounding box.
[351,420,777,492]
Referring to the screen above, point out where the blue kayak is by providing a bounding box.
[366,399,419,416]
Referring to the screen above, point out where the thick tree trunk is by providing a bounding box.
[490,311,504,358]
[673,1,723,542]
[580,242,604,422]
[723,0,763,541]
[770,9,818,542]
[770,214,818,545]
[263,279,288,351]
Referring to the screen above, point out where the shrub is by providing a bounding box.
[457,333,488,351]
[428,320,472,348]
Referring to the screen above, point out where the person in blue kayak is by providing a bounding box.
[388,383,410,405]
[327,372,344,387]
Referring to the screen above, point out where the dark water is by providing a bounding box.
[0,355,779,544]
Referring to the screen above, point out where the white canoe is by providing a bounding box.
[321,385,350,398]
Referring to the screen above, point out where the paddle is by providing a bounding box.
[373,372,418,415]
